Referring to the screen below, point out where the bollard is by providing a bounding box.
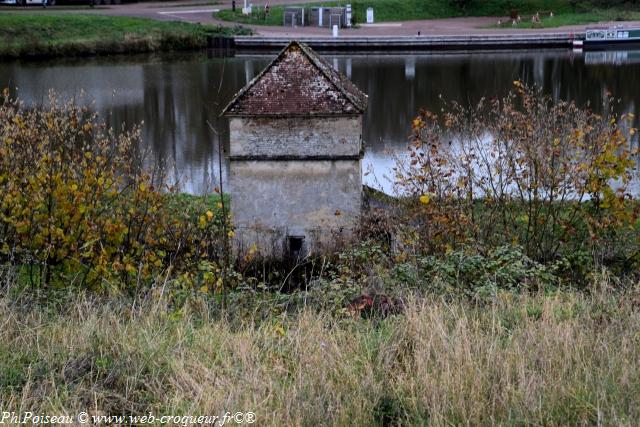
[366,7,374,24]
[333,24,339,37]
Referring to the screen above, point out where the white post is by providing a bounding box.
[366,7,374,24]
[333,24,339,37]
[319,7,323,26]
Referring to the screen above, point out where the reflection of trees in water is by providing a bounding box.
[1,52,638,192]
[347,52,640,153]
[105,56,270,193]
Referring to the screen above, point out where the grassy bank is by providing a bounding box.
[216,0,639,26]
[1,274,639,425]
[216,0,459,26]
[0,14,250,59]
[499,9,640,28]
[215,0,571,25]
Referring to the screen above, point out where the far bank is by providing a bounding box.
[0,13,251,60]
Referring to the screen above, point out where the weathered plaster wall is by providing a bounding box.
[229,159,362,257]
[228,116,362,158]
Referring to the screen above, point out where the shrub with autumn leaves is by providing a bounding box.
[0,90,230,290]
[395,82,640,273]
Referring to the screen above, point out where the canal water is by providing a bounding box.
[1,49,639,195]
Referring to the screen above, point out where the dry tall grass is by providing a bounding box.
[1,276,639,426]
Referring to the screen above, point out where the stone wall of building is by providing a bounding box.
[229,159,362,258]
[228,116,362,159]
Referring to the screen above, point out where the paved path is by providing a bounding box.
[4,0,640,38]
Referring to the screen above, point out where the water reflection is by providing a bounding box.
[584,50,640,65]
[0,49,638,195]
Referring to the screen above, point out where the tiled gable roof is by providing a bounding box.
[222,41,368,117]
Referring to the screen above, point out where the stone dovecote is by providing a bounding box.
[222,41,368,259]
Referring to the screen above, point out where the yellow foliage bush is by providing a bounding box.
[0,90,228,289]
[396,82,639,268]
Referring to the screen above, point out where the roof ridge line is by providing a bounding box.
[295,42,366,113]
[221,40,367,117]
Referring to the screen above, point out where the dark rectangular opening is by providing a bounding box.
[288,235,305,259]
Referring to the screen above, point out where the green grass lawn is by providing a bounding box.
[0,14,250,59]
[216,0,640,27]
[496,9,640,29]
[216,0,459,26]
[215,0,579,25]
